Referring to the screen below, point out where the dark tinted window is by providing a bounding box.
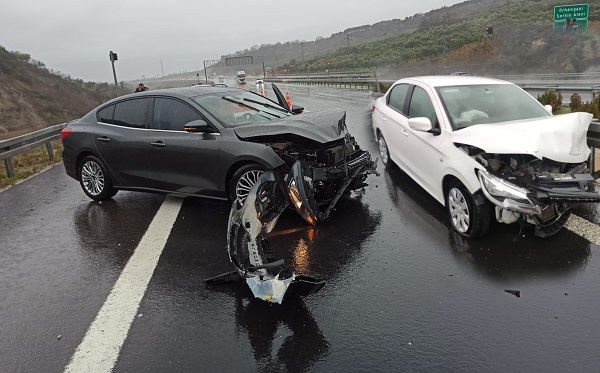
[408,86,437,127]
[97,105,114,123]
[112,98,151,128]
[387,84,409,114]
[154,98,203,131]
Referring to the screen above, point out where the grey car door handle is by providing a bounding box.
[401,128,409,137]
[150,141,166,148]
[96,136,111,143]
[381,116,387,121]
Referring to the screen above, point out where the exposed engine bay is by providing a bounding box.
[459,144,600,237]
[207,111,377,303]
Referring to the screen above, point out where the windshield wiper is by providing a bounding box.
[221,97,279,118]
[243,98,291,115]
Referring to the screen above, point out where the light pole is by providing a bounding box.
[109,51,118,96]
[196,73,200,85]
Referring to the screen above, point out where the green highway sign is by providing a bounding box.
[554,3,589,21]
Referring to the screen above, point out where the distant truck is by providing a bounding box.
[236,71,247,84]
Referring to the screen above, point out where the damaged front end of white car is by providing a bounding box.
[455,112,600,238]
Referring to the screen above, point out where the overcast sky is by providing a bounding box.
[0,0,463,82]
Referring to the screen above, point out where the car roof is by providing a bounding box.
[118,86,243,101]
[397,75,513,88]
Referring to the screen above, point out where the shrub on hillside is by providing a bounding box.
[537,89,563,113]
[570,92,582,112]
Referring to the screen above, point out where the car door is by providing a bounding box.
[145,97,221,196]
[93,98,154,187]
[402,85,445,196]
[377,83,411,170]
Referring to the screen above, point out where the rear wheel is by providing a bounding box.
[377,133,390,167]
[229,163,266,206]
[79,155,117,201]
[446,180,490,238]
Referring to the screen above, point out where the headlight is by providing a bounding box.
[478,170,541,215]
[287,178,303,209]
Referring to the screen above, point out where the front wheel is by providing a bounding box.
[446,180,490,238]
[79,155,117,201]
[229,163,266,206]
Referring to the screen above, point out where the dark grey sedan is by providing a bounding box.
[61,85,375,213]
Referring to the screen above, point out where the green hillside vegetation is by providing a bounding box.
[279,0,600,74]
[0,45,130,139]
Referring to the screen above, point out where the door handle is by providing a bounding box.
[381,116,387,121]
[150,141,166,148]
[96,136,111,143]
[401,129,409,137]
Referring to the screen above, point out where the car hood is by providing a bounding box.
[234,109,347,144]
[451,112,593,163]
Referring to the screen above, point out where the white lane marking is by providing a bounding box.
[64,196,183,373]
[566,213,600,247]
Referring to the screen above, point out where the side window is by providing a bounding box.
[154,98,203,131]
[387,84,409,114]
[113,98,151,129]
[97,105,115,124]
[408,86,438,127]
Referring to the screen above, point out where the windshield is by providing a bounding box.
[192,91,292,127]
[437,84,551,130]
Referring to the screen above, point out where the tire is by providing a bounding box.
[229,163,266,206]
[445,180,491,238]
[78,155,117,201]
[377,132,391,167]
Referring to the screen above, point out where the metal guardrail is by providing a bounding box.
[0,123,66,177]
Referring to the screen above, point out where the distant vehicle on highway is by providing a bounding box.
[219,75,224,82]
[61,84,373,215]
[236,71,247,84]
[450,71,469,76]
[372,75,600,238]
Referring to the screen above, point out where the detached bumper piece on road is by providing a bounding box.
[207,155,375,303]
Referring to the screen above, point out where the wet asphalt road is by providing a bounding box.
[2,82,600,372]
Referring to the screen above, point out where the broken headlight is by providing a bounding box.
[478,170,542,215]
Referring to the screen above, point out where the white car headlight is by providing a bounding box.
[478,170,541,215]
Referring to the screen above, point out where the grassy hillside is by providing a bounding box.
[0,46,131,139]
[278,0,600,76]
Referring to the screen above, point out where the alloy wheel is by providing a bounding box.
[448,187,470,233]
[81,160,105,196]
[236,169,264,205]
[378,135,389,166]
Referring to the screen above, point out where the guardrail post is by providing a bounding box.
[4,158,14,178]
[45,141,54,161]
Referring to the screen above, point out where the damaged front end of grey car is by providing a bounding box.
[206,109,377,303]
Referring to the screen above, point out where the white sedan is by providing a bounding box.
[372,76,599,238]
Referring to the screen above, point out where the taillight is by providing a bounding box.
[61,127,72,140]
[371,103,375,113]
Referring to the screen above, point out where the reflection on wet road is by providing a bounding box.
[1,82,600,372]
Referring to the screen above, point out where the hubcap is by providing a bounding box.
[236,170,264,205]
[81,161,105,196]
[378,136,389,165]
[448,187,470,233]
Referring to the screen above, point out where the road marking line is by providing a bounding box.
[566,213,600,247]
[64,196,183,373]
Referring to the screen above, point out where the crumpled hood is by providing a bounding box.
[234,108,347,144]
[452,112,593,163]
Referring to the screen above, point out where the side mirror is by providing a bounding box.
[408,117,433,132]
[184,120,215,133]
[544,104,553,115]
[291,104,304,114]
